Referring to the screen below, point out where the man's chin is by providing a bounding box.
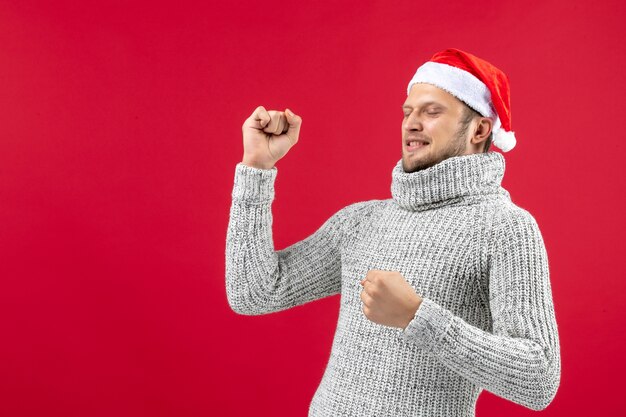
[402,155,431,173]
[404,150,446,172]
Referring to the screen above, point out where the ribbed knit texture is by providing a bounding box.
[225,152,561,416]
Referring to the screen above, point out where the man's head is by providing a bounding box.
[401,83,493,173]
[401,48,515,173]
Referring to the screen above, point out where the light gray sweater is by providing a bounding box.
[225,151,561,416]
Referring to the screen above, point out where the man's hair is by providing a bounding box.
[459,104,493,153]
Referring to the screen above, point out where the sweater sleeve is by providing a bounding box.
[225,162,360,315]
[399,209,561,411]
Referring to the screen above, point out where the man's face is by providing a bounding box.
[401,83,473,173]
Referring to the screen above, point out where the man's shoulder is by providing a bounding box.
[490,198,544,243]
[497,198,539,223]
[332,199,386,230]
[341,199,386,214]
[334,199,385,220]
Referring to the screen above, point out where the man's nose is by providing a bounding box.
[403,112,423,131]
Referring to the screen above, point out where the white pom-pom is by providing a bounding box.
[492,129,517,152]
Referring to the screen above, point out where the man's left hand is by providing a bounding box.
[359,270,423,330]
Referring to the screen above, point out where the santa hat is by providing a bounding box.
[406,48,516,152]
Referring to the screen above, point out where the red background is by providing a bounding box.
[1,0,624,416]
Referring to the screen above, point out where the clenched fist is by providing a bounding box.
[359,270,423,330]
[241,106,302,170]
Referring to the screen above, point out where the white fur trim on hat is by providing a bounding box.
[407,62,497,120]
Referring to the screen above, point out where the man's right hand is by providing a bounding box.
[241,106,302,170]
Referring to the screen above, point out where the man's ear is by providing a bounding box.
[471,117,493,145]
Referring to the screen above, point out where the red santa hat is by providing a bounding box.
[407,48,516,152]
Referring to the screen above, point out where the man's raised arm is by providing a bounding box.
[225,106,370,315]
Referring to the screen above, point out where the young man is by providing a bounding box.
[225,48,561,416]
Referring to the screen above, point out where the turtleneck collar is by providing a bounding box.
[391,151,509,212]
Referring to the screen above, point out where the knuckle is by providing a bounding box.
[256,106,267,117]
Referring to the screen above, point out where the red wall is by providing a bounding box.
[0,0,624,416]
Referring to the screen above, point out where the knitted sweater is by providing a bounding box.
[225,151,561,416]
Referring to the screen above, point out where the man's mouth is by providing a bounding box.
[405,138,430,152]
